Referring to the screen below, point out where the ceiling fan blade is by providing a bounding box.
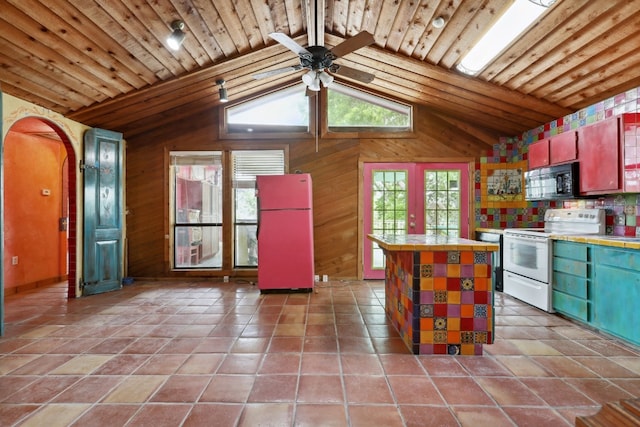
[331,64,375,83]
[269,32,311,56]
[305,87,318,97]
[330,31,375,58]
[252,65,302,80]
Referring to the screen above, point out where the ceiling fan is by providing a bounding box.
[252,0,375,94]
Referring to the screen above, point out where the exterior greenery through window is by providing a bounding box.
[328,83,411,131]
[424,170,460,237]
[371,170,408,269]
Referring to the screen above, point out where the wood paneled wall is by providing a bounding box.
[125,103,491,280]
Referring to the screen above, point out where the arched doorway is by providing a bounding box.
[3,117,78,301]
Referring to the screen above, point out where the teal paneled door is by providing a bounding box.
[363,162,470,279]
[82,128,124,296]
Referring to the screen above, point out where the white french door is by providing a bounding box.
[363,162,470,279]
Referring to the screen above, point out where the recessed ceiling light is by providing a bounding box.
[432,16,445,29]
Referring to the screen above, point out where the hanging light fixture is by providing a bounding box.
[216,79,228,103]
[302,70,333,91]
[301,70,321,91]
[318,71,334,88]
[167,20,186,51]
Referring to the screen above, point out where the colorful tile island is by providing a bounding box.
[367,234,499,355]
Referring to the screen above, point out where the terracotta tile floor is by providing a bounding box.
[1,280,639,426]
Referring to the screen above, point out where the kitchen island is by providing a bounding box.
[367,234,499,355]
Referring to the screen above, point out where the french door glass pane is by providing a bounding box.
[424,170,460,236]
[371,170,407,269]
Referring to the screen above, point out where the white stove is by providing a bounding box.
[502,208,605,312]
[505,208,606,238]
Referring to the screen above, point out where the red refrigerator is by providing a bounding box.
[256,173,315,291]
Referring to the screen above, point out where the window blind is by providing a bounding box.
[232,150,285,187]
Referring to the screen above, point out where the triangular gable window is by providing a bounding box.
[327,83,412,132]
[224,84,310,135]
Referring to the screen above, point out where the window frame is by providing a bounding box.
[218,81,414,141]
[321,82,415,139]
[324,82,413,134]
[219,83,317,140]
[231,149,285,268]
[168,147,288,273]
[169,151,224,270]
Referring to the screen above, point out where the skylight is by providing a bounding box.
[457,0,554,75]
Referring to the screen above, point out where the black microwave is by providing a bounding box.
[525,162,579,201]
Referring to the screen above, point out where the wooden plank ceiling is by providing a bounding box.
[2,0,640,144]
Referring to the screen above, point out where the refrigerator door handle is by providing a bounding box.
[256,197,261,238]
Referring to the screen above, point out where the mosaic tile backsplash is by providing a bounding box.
[476,86,640,235]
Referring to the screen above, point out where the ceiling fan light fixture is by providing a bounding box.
[216,79,228,103]
[167,20,186,51]
[301,70,316,86]
[307,79,321,92]
[302,71,321,91]
[318,71,334,88]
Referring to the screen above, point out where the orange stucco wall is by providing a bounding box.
[3,131,66,291]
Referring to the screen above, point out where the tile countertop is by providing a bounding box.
[367,234,500,252]
[552,234,640,249]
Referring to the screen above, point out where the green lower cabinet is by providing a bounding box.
[593,247,640,346]
[553,241,640,346]
[552,241,592,322]
[552,290,589,321]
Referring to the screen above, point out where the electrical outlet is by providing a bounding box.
[11,256,18,265]
[223,276,229,283]
[322,274,328,282]
[314,275,320,282]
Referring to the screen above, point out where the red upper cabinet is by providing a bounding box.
[528,139,549,169]
[528,131,578,170]
[549,131,578,164]
[578,116,621,194]
[622,113,640,192]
